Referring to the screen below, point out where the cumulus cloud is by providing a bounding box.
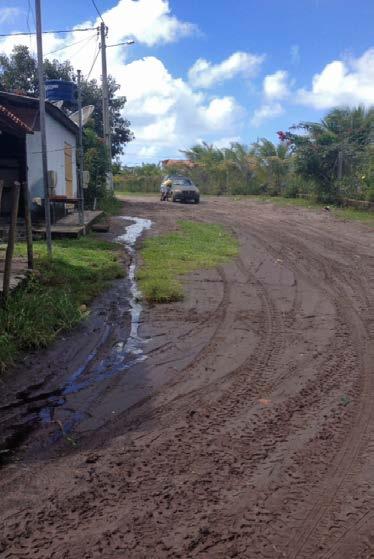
[0,0,197,73]
[120,56,245,160]
[297,48,374,109]
[0,7,21,24]
[263,70,290,100]
[251,103,284,127]
[0,0,247,163]
[249,71,289,127]
[188,51,264,89]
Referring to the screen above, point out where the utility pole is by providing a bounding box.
[77,70,85,227]
[100,21,113,189]
[35,0,52,257]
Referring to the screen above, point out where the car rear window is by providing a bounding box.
[173,179,192,186]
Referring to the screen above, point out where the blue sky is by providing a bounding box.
[1,1,374,164]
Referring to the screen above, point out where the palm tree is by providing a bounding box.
[252,139,291,193]
[290,106,374,199]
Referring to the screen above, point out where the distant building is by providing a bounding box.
[0,91,78,217]
[160,159,196,170]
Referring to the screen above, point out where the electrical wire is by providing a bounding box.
[69,33,99,64]
[91,0,105,23]
[86,42,101,80]
[0,27,97,38]
[45,32,97,56]
[25,0,34,48]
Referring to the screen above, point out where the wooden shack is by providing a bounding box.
[0,103,34,297]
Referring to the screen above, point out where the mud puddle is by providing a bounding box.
[0,217,152,456]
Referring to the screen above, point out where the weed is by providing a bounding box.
[0,236,124,371]
[137,220,238,303]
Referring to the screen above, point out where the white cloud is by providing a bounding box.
[188,51,264,89]
[0,7,21,24]
[99,0,197,47]
[297,48,374,109]
[263,70,290,100]
[251,103,284,127]
[0,1,247,163]
[120,56,245,160]
[0,0,197,73]
[212,136,241,149]
[249,70,289,128]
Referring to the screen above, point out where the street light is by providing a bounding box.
[107,40,135,48]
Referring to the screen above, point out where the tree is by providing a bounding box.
[80,76,133,158]
[252,139,290,193]
[83,127,109,206]
[0,45,133,158]
[223,143,260,189]
[0,45,38,94]
[284,106,374,201]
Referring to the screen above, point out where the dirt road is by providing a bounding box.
[1,196,374,558]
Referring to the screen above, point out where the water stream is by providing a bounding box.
[113,216,152,360]
[38,216,152,429]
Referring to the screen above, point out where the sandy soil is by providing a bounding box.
[1,196,374,558]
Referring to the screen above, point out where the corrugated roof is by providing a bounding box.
[0,104,33,134]
[0,91,78,136]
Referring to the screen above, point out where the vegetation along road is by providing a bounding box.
[1,195,374,558]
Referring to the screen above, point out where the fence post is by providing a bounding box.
[22,181,34,270]
[0,181,4,215]
[3,181,21,298]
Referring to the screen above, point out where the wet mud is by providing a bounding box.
[1,196,374,558]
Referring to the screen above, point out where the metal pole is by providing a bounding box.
[77,69,85,227]
[100,21,113,190]
[35,0,52,257]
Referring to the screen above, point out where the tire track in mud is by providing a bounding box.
[1,198,374,559]
[236,216,374,558]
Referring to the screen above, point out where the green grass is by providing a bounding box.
[137,220,238,303]
[332,206,374,225]
[0,236,124,371]
[97,193,124,215]
[232,195,374,226]
[115,191,159,198]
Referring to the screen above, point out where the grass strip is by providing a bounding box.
[0,236,124,371]
[137,220,238,304]
[233,195,374,226]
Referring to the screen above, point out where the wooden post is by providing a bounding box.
[0,180,4,215]
[3,182,21,298]
[22,181,34,270]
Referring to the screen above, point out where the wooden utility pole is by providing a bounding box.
[35,0,52,257]
[77,69,85,227]
[100,21,113,189]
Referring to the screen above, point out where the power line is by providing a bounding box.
[25,0,35,48]
[90,0,105,23]
[70,33,99,63]
[45,32,97,56]
[86,42,101,80]
[25,0,32,34]
[0,27,96,38]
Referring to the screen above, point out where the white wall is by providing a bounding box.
[26,113,77,200]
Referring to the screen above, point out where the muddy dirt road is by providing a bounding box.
[1,196,374,558]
